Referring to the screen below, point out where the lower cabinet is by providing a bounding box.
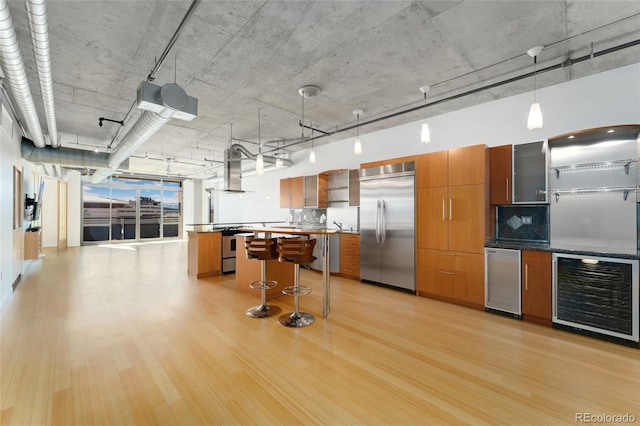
[339,233,360,280]
[417,249,484,309]
[521,250,552,326]
[187,231,221,278]
[24,230,42,260]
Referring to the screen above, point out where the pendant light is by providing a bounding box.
[275,139,283,168]
[309,121,316,164]
[255,108,264,175]
[419,85,431,143]
[353,109,363,155]
[298,85,322,164]
[526,46,544,130]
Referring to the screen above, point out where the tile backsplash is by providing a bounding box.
[496,205,549,243]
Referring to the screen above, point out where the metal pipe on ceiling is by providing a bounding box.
[291,37,640,150]
[21,137,128,169]
[0,0,46,147]
[25,0,59,148]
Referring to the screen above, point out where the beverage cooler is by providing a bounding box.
[553,253,639,344]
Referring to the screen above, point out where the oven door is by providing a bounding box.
[222,234,237,273]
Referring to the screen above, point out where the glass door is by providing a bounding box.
[162,189,181,238]
[111,187,137,240]
[139,188,162,239]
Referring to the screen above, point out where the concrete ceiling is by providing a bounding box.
[6,0,640,179]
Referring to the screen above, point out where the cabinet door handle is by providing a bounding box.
[442,198,445,221]
[440,252,456,257]
[525,264,529,291]
[449,198,452,221]
[439,270,455,275]
[506,178,509,202]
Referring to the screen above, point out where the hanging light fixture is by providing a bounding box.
[526,46,544,130]
[255,108,264,175]
[309,120,316,164]
[275,138,283,168]
[353,109,363,155]
[298,85,321,163]
[419,86,431,143]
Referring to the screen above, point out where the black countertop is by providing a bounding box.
[485,239,640,260]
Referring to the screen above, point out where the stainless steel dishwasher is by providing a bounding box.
[485,248,521,317]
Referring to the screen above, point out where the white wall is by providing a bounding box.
[0,95,28,310]
[41,176,58,248]
[210,62,640,224]
[67,171,81,247]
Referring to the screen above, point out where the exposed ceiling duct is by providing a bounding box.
[25,0,59,148]
[21,137,129,169]
[107,81,197,169]
[0,0,45,147]
[223,143,292,192]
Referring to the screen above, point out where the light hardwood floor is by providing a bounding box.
[1,241,639,425]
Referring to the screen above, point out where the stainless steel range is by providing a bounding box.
[214,227,243,274]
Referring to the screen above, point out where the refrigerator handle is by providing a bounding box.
[381,199,387,244]
[375,200,381,243]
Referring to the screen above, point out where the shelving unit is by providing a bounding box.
[325,169,359,206]
[551,158,636,178]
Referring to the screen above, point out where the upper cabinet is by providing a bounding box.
[280,177,304,208]
[489,145,512,205]
[488,141,547,205]
[324,169,360,207]
[513,141,547,203]
[416,144,487,188]
[303,174,328,208]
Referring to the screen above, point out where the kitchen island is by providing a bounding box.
[239,226,339,318]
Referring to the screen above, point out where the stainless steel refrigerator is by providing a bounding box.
[359,162,415,292]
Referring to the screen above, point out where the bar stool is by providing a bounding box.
[277,237,317,328]
[245,236,281,318]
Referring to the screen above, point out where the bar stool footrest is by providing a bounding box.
[281,285,312,296]
[249,279,278,290]
[278,312,315,327]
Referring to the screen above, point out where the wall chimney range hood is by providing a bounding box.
[223,143,293,192]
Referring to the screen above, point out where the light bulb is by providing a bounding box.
[421,122,431,143]
[275,158,283,168]
[527,102,543,130]
[255,153,264,175]
[309,149,316,163]
[354,137,362,155]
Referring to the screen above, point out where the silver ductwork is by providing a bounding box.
[25,0,58,148]
[107,81,197,169]
[230,143,292,167]
[21,137,128,169]
[0,0,45,147]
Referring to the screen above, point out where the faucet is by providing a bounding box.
[333,221,343,230]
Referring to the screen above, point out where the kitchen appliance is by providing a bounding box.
[212,226,243,274]
[359,161,415,292]
[485,248,521,316]
[310,233,340,273]
[553,253,639,344]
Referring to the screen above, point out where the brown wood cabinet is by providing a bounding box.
[280,177,304,208]
[416,145,489,309]
[338,233,360,280]
[489,144,512,205]
[521,250,552,326]
[187,231,221,278]
[24,230,42,260]
[417,249,484,308]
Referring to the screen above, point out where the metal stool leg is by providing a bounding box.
[278,264,314,327]
[246,260,281,318]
